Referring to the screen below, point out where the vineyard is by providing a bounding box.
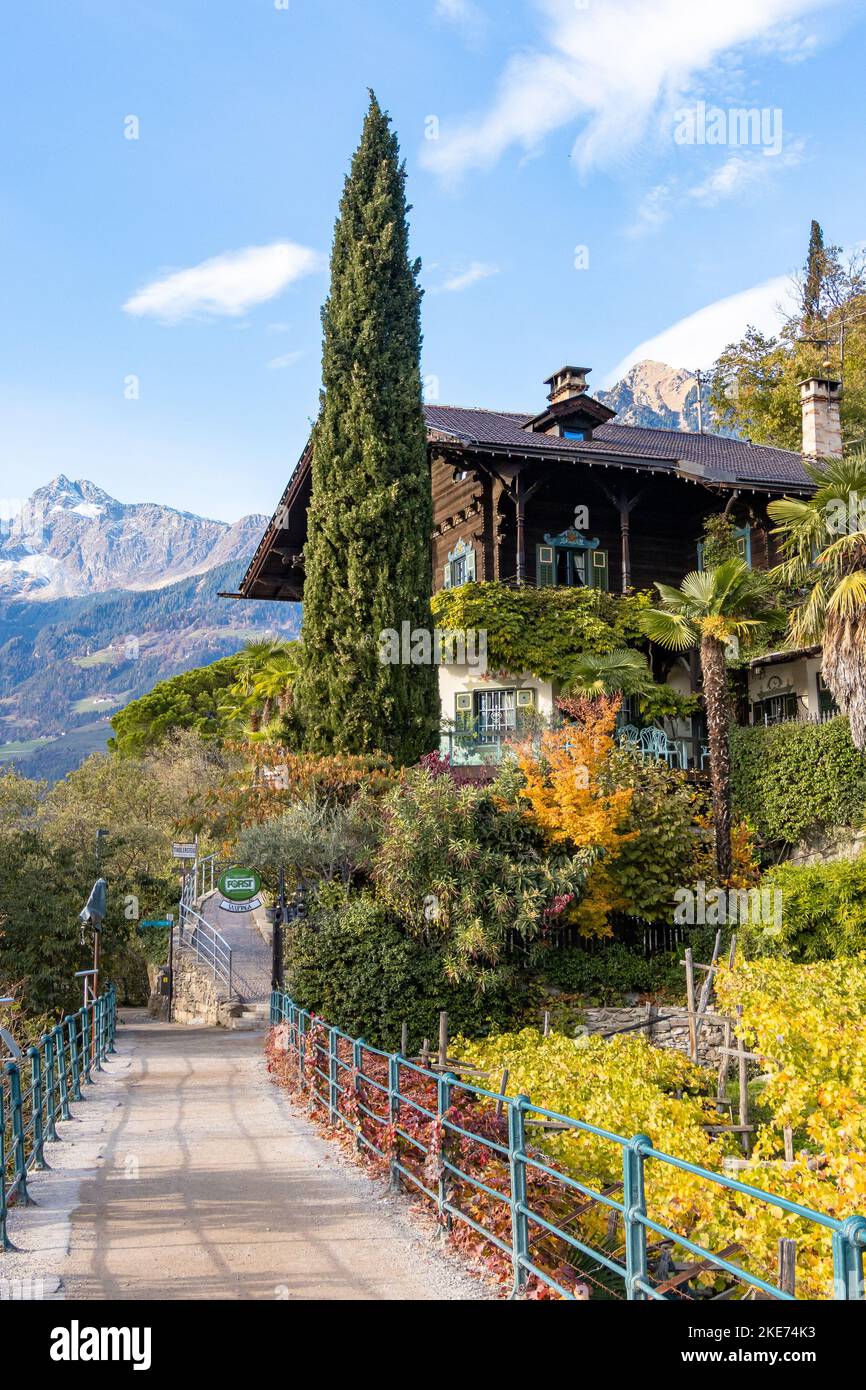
[266,955,866,1301]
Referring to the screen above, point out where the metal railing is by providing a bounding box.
[1,987,117,1251]
[269,990,866,1302]
[191,853,220,903]
[175,904,233,996]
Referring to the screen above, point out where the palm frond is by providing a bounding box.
[639,608,697,651]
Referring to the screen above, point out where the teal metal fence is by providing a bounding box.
[1,987,117,1251]
[270,989,866,1302]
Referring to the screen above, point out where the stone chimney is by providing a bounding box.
[545,365,591,406]
[799,376,842,459]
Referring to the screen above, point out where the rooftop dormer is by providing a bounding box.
[524,364,616,440]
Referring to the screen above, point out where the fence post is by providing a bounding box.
[80,1007,92,1085]
[832,1217,866,1300]
[66,1015,82,1102]
[108,985,117,1053]
[28,1045,49,1170]
[623,1134,651,1300]
[436,1071,455,1235]
[388,1053,401,1191]
[54,1023,71,1122]
[508,1095,530,1296]
[93,995,104,1071]
[42,1032,59,1144]
[0,1076,13,1249]
[5,1061,34,1206]
[352,1038,364,1151]
[298,1013,307,1086]
[328,1027,339,1124]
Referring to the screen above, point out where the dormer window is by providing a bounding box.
[536,528,608,590]
[523,364,616,438]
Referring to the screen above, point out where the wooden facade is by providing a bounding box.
[236,367,811,607]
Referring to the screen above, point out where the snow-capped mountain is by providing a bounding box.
[0,476,267,599]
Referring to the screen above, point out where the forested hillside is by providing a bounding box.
[0,561,300,779]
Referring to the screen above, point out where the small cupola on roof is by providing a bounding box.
[545,365,591,404]
[524,364,616,440]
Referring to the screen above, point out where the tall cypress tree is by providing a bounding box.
[296,93,439,764]
[803,219,826,323]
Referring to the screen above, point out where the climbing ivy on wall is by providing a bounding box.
[431,582,651,683]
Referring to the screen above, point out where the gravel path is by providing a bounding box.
[1,1010,485,1301]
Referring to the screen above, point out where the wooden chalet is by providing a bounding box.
[233,366,835,764]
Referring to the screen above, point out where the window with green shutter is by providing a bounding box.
[536,543,555,587]
[444,538,477,589]
[590,548,608,591]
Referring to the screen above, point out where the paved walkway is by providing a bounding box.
[200,891,272,1002]
[2,1013,481,1301]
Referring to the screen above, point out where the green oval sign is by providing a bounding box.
[218,866,261,902]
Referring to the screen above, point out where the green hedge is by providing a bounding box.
[285,892,522,1050]
[730,717,866,844]
[740,854,866,961]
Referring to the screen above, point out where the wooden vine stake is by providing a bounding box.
[684,947,698,1062]
[777,1238,796,1298]
[438,1012,449,1071]
[736,1004,751,1156]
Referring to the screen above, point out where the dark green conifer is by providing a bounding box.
[296,92,439,763]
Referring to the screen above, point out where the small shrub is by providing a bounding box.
[740,853,866,960]
[285,892,523,1050]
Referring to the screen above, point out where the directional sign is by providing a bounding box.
[172,842,197,860]
[140,918,173,928]
[218,867,261,902]
[0,1025,22,1061]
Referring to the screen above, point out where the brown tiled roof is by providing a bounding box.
[424,404,812,491]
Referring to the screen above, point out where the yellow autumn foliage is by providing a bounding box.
[514,700,637,935]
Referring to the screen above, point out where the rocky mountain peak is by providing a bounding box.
[0,478,267,600]
[597,359,704,432]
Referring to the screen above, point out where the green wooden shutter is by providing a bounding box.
[465,546,477,582]
[454,692,473,732]
[443,561,452,589]
[536,544,555,588]
[590,549,609,591]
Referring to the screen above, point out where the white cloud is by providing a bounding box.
[603,273,796,383]
[627,183,676,238]
[435,0,484,29]
[435,261,501,292]
[421,0,839,180]
[266,350,305,370]
[123,242,324,322]
[688,140,805,206]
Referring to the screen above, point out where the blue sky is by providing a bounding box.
[2,0,865,522]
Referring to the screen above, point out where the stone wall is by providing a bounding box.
[788,825,866,867]
[169,953,226,1026]
[582,1006,726,1068]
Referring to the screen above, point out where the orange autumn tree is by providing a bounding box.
[513,696,637,936]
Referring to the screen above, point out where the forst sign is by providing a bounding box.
[218,867,262,913]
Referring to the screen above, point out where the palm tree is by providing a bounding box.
[563,648,656,700]
[220,639,299,737]
[639,559,781,881]
[768,452,866,749]
[252,645,301,727]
